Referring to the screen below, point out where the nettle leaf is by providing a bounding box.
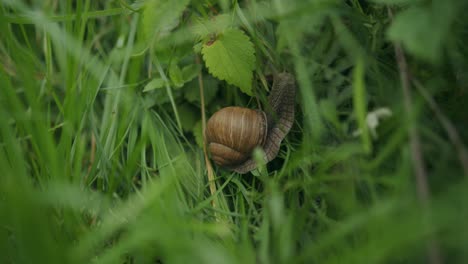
[182,64,201,83]
[142,0,190,42]
[201,29,255,95]
[191,14,235,39]
[169,63,201,89]
[169,62,184,88]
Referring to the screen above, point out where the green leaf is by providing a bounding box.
[143,78,165,92]
[184,75,219,104]
[193,120,204,148]
[191,14,234,39]
[142,0,190,42]
[193,42,203,53]
[181,64,201,83]
[387,4,454,62]
[169,62,184,88]
[178,103,199,132]
[201,28,255,95]
[169,63,201,89]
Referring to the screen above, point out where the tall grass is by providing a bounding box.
[1,0,467,263]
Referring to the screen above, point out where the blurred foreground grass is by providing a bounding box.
[1,0,468,263]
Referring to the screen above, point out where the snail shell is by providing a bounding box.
[205,107,267,167]
[205,73,296,173]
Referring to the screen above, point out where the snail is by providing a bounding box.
[205,72,296,173]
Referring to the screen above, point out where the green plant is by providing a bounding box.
[1,0,467,263]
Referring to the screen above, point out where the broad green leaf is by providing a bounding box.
[388,7,438,62]
[184,75,219,104]
[143,78,165,92]
[182,64,201,83]
[201,28,255,95]
[169,62,184,88]
[191,14,234,39]
[169,63,201,89]
[142,0,190,42]
[388,3,455,62]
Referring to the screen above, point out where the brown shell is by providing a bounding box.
[205,107,267,167]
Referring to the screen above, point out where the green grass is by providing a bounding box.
[1,0,468,263]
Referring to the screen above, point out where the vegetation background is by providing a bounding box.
[1,0,467,263]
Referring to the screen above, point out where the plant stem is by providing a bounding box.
[196,56,217,209]
[388,7,443,264]
[412,79,468,176]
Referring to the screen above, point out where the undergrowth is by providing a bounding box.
[1,0,467,263]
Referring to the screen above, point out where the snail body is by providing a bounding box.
[205,73,296,173]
